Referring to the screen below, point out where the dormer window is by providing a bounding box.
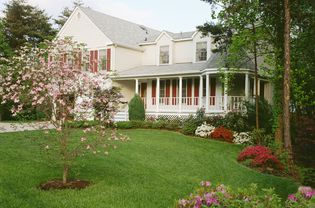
[196,42,207,62]
[160,45,169,64]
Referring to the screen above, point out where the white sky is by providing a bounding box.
[0,0,217,32]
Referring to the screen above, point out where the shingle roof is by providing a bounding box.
[79,7,196,48]
[79,7,161,48]
[115,53,255,78]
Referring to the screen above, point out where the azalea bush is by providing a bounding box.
[286,186,315,207]
[0,37,129,185]
[176,180,282,208]
[238,146,283,173]
[210,126,234,142]
[233,132,253,145]
[195,123,215,137]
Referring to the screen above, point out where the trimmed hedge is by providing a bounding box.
[128,94,145,121]
[116,120,181,131]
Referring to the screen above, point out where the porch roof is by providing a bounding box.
[113,53,255,79]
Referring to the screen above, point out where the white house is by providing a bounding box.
[57,7,273,120]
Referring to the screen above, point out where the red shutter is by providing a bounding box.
[194,78,199,105]
[172,80,177,105]
[106,48,111,71]
[94,50,98,72]
[187,79,192,105]
[165,80,170,105]
[152,80,156,105]
[89,51,94,72]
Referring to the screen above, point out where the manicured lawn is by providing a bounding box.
[0,129,297,208]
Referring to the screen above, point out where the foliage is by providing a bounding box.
[177,181,283,208]
[204,115,224,127]
[181,108,205,135]
[245,98,273,133]
[238,146,283,173]
[195,123,215,137]
[0,19,12,59]
[0,37,128,184]
[222,112,251,132]
[233,132,253,145]
[2,0,56,50]
[286,186,315,208]
[210,126,233,143]
[128,94,145,121]
[251,128,274,146]
[115,119,181,131]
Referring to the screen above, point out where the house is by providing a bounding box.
[57,7,273,120]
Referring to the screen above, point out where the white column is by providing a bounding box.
[135,79,139,94]
[156,78,160,112]
[224,74,228,111]
[205,74,210,112]
[199,75,203,108]
[179,76,182,113]
[245,73,249,98]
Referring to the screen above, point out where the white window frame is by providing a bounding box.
[196,41,207,62]
[159,45,170,65]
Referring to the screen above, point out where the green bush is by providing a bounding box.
[128,94,145,121]
[181,109,206,135]
[66,120,100,128]
[245,97,273,133]
[251,128,274,146]
[222,112,251,132]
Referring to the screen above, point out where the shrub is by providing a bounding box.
[251,128,274,146]
[222,112,251,132]
[195,123,215,137]
[238,146,283,172]
[66,120,100,128]
[245,97,273,133]
[233,132,252,145]
[181,108,205,135]
[204,115,224,127]
[128,94,145,121]
[177,180,282,208]
[286,186,315,207]
[116,121,134,129]
[210,126,234,142]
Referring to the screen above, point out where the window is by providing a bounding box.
[99,49,107,71]
[196,42,207,62]
[160,45,169,64]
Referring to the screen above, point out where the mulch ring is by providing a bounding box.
[39,179,90,190]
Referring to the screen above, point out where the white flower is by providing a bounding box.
[233,132,252,145]
[195,123,216,137]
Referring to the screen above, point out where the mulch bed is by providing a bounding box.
[39,179,90,190]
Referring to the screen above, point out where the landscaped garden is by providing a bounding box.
[0,129,298,208]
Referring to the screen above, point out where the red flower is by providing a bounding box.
[210,126,233,142]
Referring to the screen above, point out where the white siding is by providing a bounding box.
[141,45,156,65]
[58,8,112,49]
[174,41,193,63]
[156,33,174,65]
[114,46,142,72]
[192,32,212,63]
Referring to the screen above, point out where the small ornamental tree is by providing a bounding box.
[128,94,145,121]
[0,37,129,186]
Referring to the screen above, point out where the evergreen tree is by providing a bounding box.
[2,0,56,50]
[54,0,84,29]
[0,19,12,59]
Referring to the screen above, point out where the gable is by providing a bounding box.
[58,8,113,49]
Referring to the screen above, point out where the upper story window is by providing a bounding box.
[99,49,107,71]
[196,42,207,62]
[160,45,169,64]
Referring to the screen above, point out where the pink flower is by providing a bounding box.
[288,194,298,202]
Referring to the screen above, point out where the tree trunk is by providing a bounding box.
[283,0,292,154]
[63,164,69,184]
[252,23,259,129]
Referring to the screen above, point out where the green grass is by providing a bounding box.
[0,129,298,208]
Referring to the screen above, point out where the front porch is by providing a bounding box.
[130,73,264,116]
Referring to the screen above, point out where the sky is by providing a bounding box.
[0,0,216,32]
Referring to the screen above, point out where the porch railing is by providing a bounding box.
[142,96,247,112]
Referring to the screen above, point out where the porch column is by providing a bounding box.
[179,76,182,113]
[223,74,228,111]
[156,78,160,112]
[199,75,203,108]
[205,74,210,112]
[135,78,139,94]
[245,73,249,98]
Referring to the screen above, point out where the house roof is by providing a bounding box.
[79,7,197,48]
[79,7,161,49]
[114,53,255,79]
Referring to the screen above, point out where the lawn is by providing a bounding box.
[0,129,298,208]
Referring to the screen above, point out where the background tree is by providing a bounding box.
[0,19,13,59]
[54,0,84,29]
[198,0,271,129]
[128,94,145,121]
[2,0,56,50]
[0,37,129,185]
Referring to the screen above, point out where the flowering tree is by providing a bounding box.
[0,37,129,185]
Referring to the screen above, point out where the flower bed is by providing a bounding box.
[210,126,234,143]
